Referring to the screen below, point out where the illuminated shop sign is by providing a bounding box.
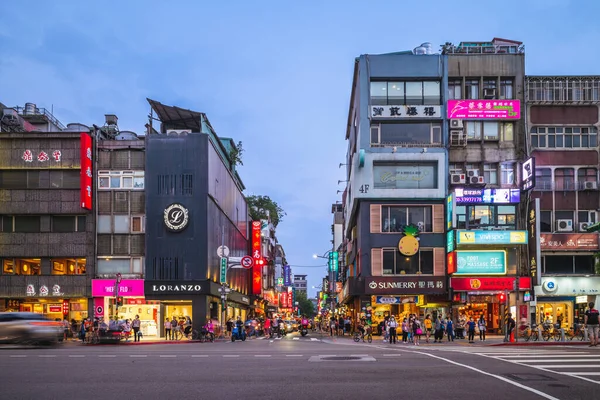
[456,230,528,245]
[80,133,93,210]
[453,250,507,275]
[454,188,520,204]
[447,100,521,119]
[365,277,445,295]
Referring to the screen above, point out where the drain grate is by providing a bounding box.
[321,356,362,361]
[504,373,556,382]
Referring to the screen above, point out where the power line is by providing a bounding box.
[287,264,327,268]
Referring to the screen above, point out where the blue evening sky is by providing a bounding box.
[1,0,598,297]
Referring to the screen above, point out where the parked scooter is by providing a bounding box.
[231,324,246,342]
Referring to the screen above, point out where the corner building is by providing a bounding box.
[340,45,449,329]
[144,101,250,335]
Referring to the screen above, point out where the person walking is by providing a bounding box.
[466,317,476,343]
[434,316,444,343]
[164,318,172,340]
[388,316,398,344]
[446,317,455,342]
[423,314,433,343]
[477,314,487,341]
[584,301,599,347]
[132,315,141,342]
[412,317,422,346]
[506,313,516,342]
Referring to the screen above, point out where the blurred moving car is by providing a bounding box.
[284,320,297,333]
[0,312,62,345]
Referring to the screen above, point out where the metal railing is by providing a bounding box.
[13,105,66,130]
[443,45,524,55]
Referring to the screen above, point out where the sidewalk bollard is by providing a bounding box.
[560,328,566,342]
[584,326,589,342]
[537,325,542,340]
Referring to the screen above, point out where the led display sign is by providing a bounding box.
[455,188,520,204]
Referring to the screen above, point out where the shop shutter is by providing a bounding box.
[433,248,445,276]
[113,235,130,255]
[370,205,381,233]
[113,191,129,214]
[97,235,112,255]
[371,248,382,276]
[130,235,145,255]
[432,204,444,233]
[98,191,111,214]
[130,191,145,214]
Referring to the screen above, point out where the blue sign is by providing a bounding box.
[283,265,291,286]
[375,296,418,304]
[455,250,507,275]
[447,230,455,253]
[455,188,520,204]
[456,230,528,245]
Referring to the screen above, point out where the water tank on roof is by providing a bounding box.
[66,123,90,132]
[413,46,426,55]
[117,131,139,140]
[24,103,37,115]
[421,42,433,55]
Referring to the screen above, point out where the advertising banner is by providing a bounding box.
[450,277,531,291]
[540,233,599,251]
[454,250,507,275]
[455,188,520,204]
[456,230,528,245]
[447,99,521,119]
[80,133,92,210]
[91,279,144,297]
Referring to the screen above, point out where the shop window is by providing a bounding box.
[97,258,131,274]
[574,256,594,274]
[51,258,86,275]
[14,216,40,233]
[382,248,433,275]
[544,255,573,274]
[540,211,552,232]
[381,206,432,233]
[3,258,41,275]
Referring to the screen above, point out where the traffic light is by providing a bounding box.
[116,296,123,307]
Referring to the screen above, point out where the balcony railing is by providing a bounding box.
[526,77,600,104]
[371,142,445,148]
[533,180,599,191]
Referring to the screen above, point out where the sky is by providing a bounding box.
[1,0,599,297]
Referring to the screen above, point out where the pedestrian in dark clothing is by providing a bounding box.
[466,317,476,343]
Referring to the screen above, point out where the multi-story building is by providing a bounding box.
[444,38,530,333]
[340,44,449,328]
[0,102,95,325]
[144,100,251,334]
[526,75,600,327]
[293,274,307,295]
[92,115,149,332]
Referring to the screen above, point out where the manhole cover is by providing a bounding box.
[504,373,556,382]
[321,356,362,361]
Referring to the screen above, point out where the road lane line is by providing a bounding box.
[38,355,56,358]
[499,354,597,358]
[286,355,303,357]
[223,355,239,358]
[10,355,27,358]
[191,355,209,358]
[382,354,402,357]
[254,355,271,357]
[533,365,600,368]
[98,355,116,358]
[407,350,561,400]
[130,355,147,358]
[292,337,299,341]
[159,355,177,358]
[509,359,600,363]
[69,355,85,358]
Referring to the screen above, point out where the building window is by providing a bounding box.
[467,205,516,229]
[374,162,438,190]
[483,163,498,185]
[98,171,144,190]
[51,258,86,275]
[97,258,132,274]
[131,216,145,233]
[577,168,597,189]
[540,211,552,232]
[578,210,597,225]
[544,255,594,275]
[449,163,463,175]
[483,78,497,98]
[370,81,441,106]
[448,79,462,99]
[370,123,442,146]
[501,123,514,142]
[51,216,86,233]
[466,122,508,141]
[501,163,515,185]
[500,79,513,99]
[535,168,552,191]
[555,168,575,191]
[2,258,41,275]
[0,170,79,189]
[530,127,598,149]
[381,206,432,233]
[14,216,41,233]
[465,79,480,99]
[382,248,433,275]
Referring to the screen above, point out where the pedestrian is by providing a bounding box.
[388,316,398,344]
[344,316,351,335]
[401,318,409,343]
[164,318,172,340]
[122,319,132,341]
[338,315,345,336]
[478,314,487,341]
[584,302,599,347]
[382,316,390,343]
[226,318,233,337]
[506,313,516,342]
[466,317,476,343]
[423,314,433,343]
[446,317,454,342]
[132,315,141,342]
[412,317,422,346]
[62,318,70,341]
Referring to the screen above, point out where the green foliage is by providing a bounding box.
[295,290,316,318]
[229,140,244,167]
[247,195,286,227]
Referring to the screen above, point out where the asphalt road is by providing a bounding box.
[0,332,598,400]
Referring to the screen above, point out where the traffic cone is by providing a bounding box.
[510,331,515,342]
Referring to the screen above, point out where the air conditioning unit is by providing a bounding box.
[469,176,485,184]
[584,181,598,190]
[556,219,573,232]
[467,169,479,177]
[580,222,590,232]
[483,88,497,99]
[166,129,192,135]
[450,119,464,129]
[451,174,466,184]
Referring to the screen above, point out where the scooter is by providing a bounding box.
[300,325,308,337]
[231,325,246,342]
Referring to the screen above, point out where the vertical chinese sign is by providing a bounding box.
[528,198,541,287]
[80,133,92,210]
[251,221,262,295]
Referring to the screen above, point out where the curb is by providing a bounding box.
[72,339,228,346]
[490,341,592,346]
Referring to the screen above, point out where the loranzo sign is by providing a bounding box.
[164,203,189,232]
[151,284,202,292]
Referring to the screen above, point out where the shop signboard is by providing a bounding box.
[450,277,531,291]
[540,233,599,251]
[454,250,507,275]
[456,230,528,245]
[251,221,263,295]
[364,276,445,295]
[92,279,145,297]
[446,193,455,230]
[283,265,292,286]
[80,133,93,210]
[371,105,441,119]
[48,304,62,313]
[447,99,521,119]
[375,296,418,304]
[536,277,600,296]
[528,198,541,286]
[455,188,520,204]
[144,281,208,297]
[447,230,455,253]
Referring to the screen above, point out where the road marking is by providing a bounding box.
[499,354,597,358]
[310,338,319,341]
[292,337,299,341]
[533,365,600,368]
[130,355,147,358]
[269,340,274,343]
[9,355,26,358]
[69,355,85,358]
[408,350,561,400]
[254,355,271,357]
[38,355,56,358]
[98,355,117,358]
[159,355,177,358]
[191,355,209,358]
[275,338,282,340]
[383,354,402,357]
[223,355,239,358]
[286,354,303,357]
[565,372,600,376]
[509,359,600,363]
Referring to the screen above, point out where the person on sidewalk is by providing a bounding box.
[401,318,409,343]
[466,317,476,343]
[477,315,487,341]
[388,316,398,344]
[584,301,599,347]
[434,316,444,343]
[412,317,422,346]
[122,319,132,341]
[164,318,172,340]
[446,317,454,342]
[423,314,433,343]
[505,313,516,342]
[132,315,141,342]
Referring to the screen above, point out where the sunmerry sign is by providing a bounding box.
[454,250,507,275]
[364,276,445,295]
[456,230,528,245]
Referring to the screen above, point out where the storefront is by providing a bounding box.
[534,276,600,327]
[363,276,448,329]
[450,277,531,332]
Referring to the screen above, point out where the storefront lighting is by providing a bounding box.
[69,264,74,272]
[23,264,28,272]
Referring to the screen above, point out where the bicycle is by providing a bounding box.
[353,329,372,343]
[200,330,214,343]
[525,324,540,342]
[565,325,585,341]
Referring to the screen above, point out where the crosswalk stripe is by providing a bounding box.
[509,359,600,363]
[292,337,299,341]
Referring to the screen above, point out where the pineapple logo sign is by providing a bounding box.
[398,225,420,256]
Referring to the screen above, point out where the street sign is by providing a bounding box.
[241,255,253,269]
[219,257,227,284]
[217,245,230,258]
[277,278,283,286]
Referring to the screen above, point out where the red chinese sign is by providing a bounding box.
[450,277,531,291]
[251,221,262,295]
[279,291,291,308]
[22,149,62,163]
[80,133,92,210]
[540,233,599,251]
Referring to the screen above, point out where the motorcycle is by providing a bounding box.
[300,325,308,337]
[231,325,246,342]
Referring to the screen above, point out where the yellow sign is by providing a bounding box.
[398,225,420,256]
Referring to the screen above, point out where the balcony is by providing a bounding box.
[526,76,600,104]
[533,180,599,191]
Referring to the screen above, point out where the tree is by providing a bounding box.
[295,290,316,318]
[229,140,244,167]
[247,195,286,227]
